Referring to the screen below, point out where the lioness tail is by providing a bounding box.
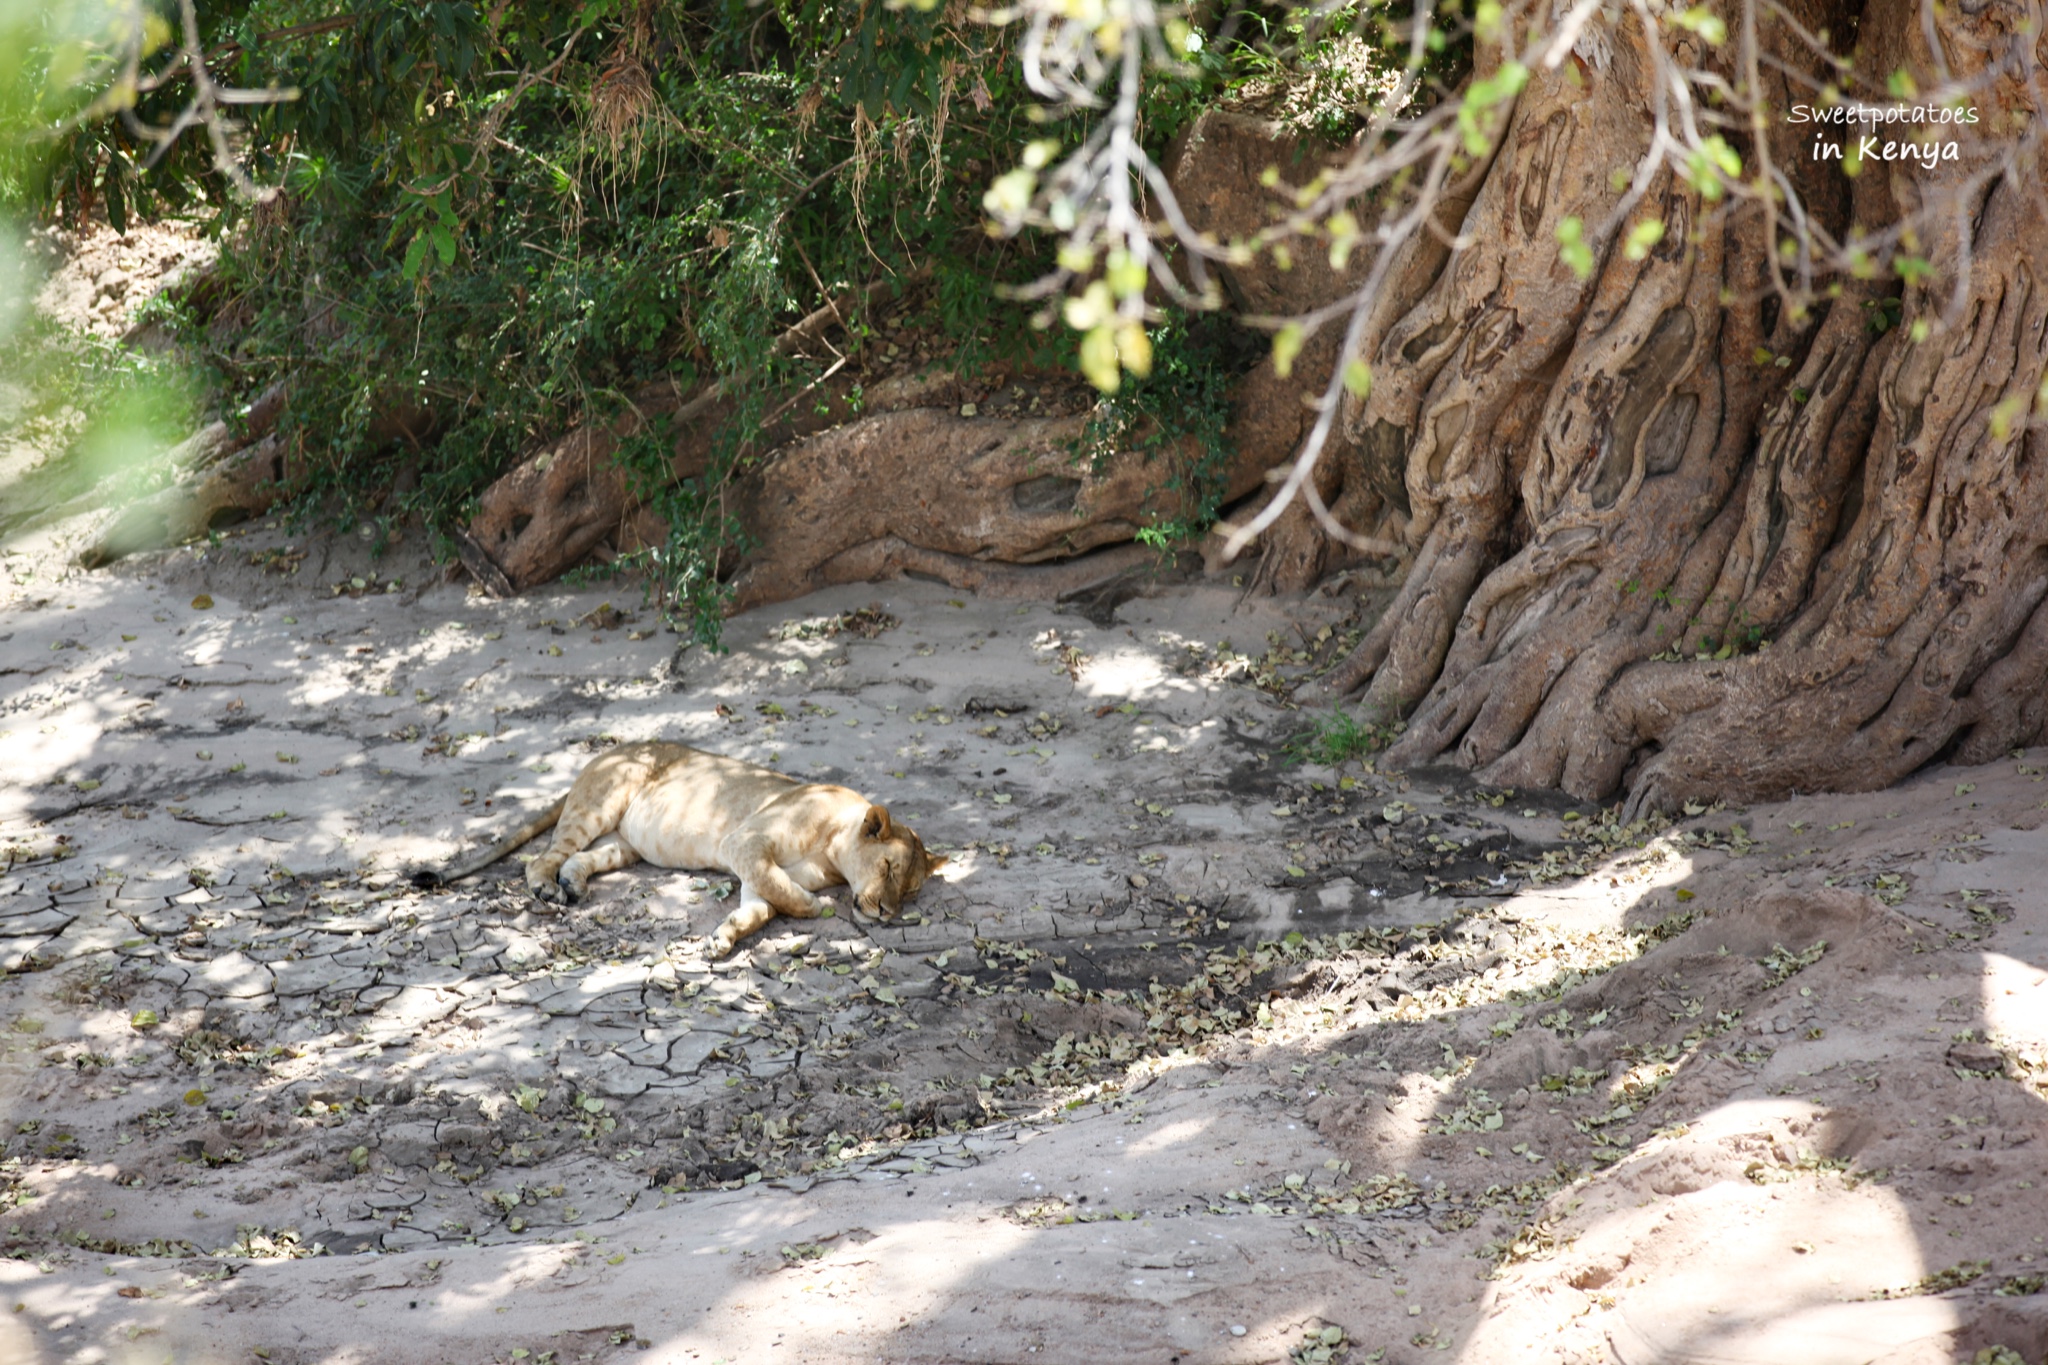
[410,795,568,889]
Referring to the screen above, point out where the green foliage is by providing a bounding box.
[1283,708,1401,766]
[608,409,751,650]
[1078,309,1256,552]
[1554,216,1593,280]
[173,0,1060,644]
[4,0,1437,646]
[0,300,204,535]
[2,2,179,223]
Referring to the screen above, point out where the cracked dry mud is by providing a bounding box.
[2,524,2048,1365]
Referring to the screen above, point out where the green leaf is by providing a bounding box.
[1327,209,1360,269]
[1105,251,1147,299]
[1672,7,1727,42]
[1457,62,1530,155]
[1342,359,1373,401]
[1272,323,1305,378]
[983,168,1035,223]
[104,164,128,236]
[1623,219,1666,261]
[1894,255,1934,286]
[1080,324,1121,393]
[1684,137,1743,201]
[1555,217,1595,280]
[1990,396,2027,442]
[1115,323,1152,378]
[402,232,430,280]
[1469,60,1530,109]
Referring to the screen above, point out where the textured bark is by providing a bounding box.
[456,282,1273,612]
[1170,107,1498,593]
[458,363,980,595]
[725,408,1258,611]
[1292,0,2048,810]
[459,285,910,595]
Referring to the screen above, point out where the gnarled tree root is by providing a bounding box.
[460,279,923,594]
[1296,0,2048,812]
[75,382,292,569]
[805,538,1159,603]
[725,405,1267,612]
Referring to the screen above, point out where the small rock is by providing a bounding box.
[1128,873,1150,889]
[1947,1041,2004,1073]
[959,402,978,417]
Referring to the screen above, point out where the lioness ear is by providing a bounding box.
[862,805,892,840]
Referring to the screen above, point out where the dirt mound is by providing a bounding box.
[31,219,217,341]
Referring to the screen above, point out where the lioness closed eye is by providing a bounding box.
[412,741,945,956]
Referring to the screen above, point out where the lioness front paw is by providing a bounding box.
[530,878,567,905]
[706,929,739,958]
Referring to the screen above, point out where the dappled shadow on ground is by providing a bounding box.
[3,536,2047,1363]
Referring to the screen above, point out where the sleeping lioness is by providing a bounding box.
[414,741,945,955]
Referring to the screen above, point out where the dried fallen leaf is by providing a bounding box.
[190,594,213,610]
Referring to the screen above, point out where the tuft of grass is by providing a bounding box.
[1283,709,1400,766]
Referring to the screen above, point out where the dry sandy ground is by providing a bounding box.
[1,240,2046,1360]
[1,509,2044,1365]
[25,220,218,341]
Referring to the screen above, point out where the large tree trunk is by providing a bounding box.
[1256,0,2048,811]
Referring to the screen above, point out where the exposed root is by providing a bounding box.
[799,537,1158,606]
[75,382,292,569]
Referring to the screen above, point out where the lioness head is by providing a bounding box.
[844,804,946,919]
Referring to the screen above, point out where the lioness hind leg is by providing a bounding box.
[528,745,670,902]
[527,809,602,902]
[707,897,779,958]
[556,837,639,904]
